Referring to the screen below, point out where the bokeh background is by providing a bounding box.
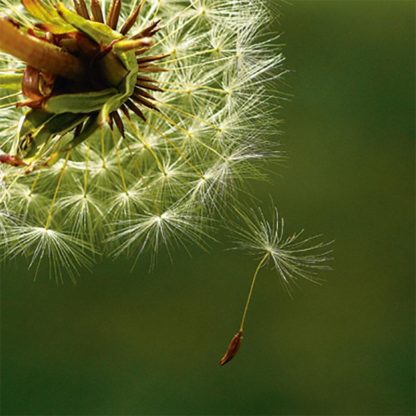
[1,1,414,415]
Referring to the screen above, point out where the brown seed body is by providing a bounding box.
[219,331,244,366]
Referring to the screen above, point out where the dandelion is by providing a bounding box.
[219,207,333,365]
[0,0,285,279]
[0,0,330,365]
[0,0,332,364]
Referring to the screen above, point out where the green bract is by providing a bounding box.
[0,1,144,167]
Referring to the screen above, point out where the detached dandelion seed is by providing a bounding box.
[219,207,333,365]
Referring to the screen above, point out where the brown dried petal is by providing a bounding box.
[22,66,54,100]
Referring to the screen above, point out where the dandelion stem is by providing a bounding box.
[239,253,269,332]
[0,18,87,81]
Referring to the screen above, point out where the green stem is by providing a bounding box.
[0,18,87,81]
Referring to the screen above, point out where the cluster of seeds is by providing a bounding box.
[0,0,285,280]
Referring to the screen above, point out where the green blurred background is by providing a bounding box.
[1,1,414,414]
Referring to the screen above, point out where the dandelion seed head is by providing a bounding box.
[0,0,284,278]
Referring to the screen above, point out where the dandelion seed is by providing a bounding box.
[219,207,333,365]
[1,225,95,283]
